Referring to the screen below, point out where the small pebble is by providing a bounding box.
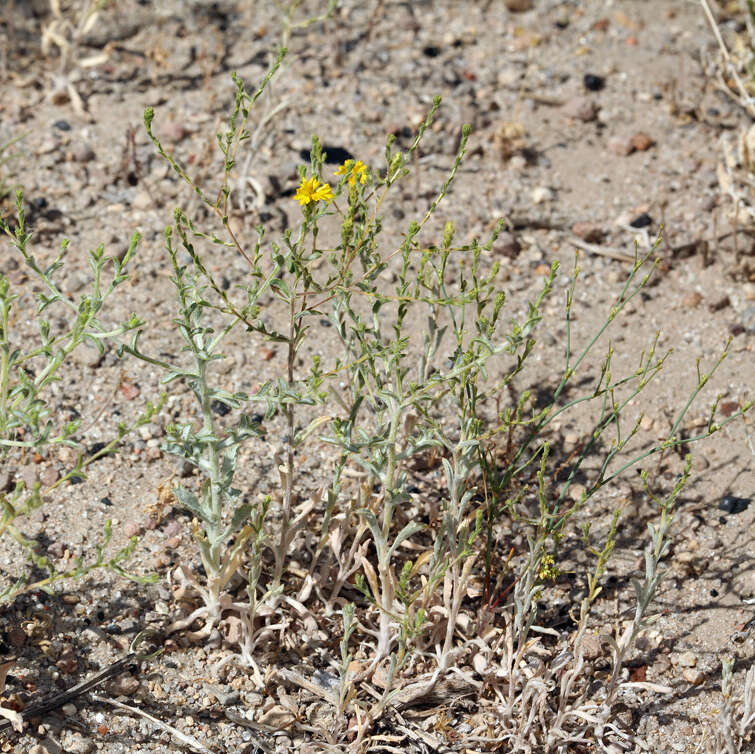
[581,633,602,659]
[568,483,586,502]
[583,73,605,91]
[41,466,60,486]
[572,221,603,242]
[21,464,38,489]
[216,689,240,706]
[72,143,95,162]
[682,291,702,309]
[145,446,162,461]
[495,231,521,258]
[504,0,532,9]
[607,135,634,156]
[61,703,77,716]
[682,668,705,685]
[531,186,554,204]
[123,521,142,538]
[720,400,740,417]
[154,118,191,144]
[8,626,26,648]
[678,651,697,667]
[719,495,750,515]
[109,674,140,696]
[48,541,66,559]
[709,295,730,312]
[53,120,71,131]
[60,731,94,754]
[162,520,182,538]
[629,213,652,228]
[131,189,152,210]
[630,131,654,151]
[73,343,104,368]
[562,96,598,122]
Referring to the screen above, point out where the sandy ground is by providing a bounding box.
[0,1,753,752]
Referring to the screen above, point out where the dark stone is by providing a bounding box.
[211,400,231,416]
[719,495,750,515]
[583,73,605,91]
[629,213,652,228]
[299,145,353,165]
[53,120,71,131]
[88,441,107,457]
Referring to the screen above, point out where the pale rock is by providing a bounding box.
[572,221,603,243]
[73,343,104,368]
[678,651,697,668]
[72,143,95,162]
[682,668,705,685]
[531,186,554,204]
[562,96,598,122]
[581,633,602,659]
[608,135,634,156]
[109,673,140,696]
[568,483,586,502]
[495,231,521,258]
[131,189,152,210]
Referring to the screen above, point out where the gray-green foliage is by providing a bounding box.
[130,52,752,745]
[0,192,160,603]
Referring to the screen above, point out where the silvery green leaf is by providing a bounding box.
[387,520,424,561]
[441,457,454,493]
[230,503,252,531]
[173,485,208,522]
[221,445,238,488]
[359,509,385,555]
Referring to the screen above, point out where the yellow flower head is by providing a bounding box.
[295,176,333,206]
[335,159,367,186]
[537,554,560,582]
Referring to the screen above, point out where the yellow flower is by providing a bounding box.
[537,554,560,582]
[295,176,333,206]
[335,159,367,186]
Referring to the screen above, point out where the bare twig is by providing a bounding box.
[90,694,212,754]
[567,237,636,263]
[700,0,755,117]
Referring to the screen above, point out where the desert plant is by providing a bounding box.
[704,657,755,754]
[0,191,159,604]
[123,44,753,747]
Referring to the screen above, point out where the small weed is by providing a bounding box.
[125,49,753,747]
[0,192,160,604]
